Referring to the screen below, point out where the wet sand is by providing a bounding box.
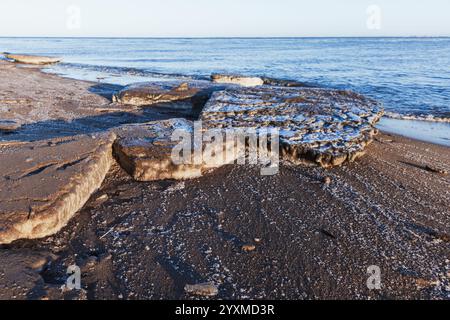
[0,60,449,300]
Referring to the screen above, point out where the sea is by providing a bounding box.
[1,37,449,145]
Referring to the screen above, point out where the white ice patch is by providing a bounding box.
[201,86,384,165]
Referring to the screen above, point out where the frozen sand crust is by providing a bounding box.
[113,119,201,181]
[211,74,309,88]
[112,82,203,107]
[201,87,384,167]
[3,53,61,65]
[0,132,116,244]
[211,74,264,87]
[113,85,384,183]
[112,81,229,111]
[113,119,238,181]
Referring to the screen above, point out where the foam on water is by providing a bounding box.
[384,111,450,123]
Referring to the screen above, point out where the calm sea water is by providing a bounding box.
[1,37,450,123]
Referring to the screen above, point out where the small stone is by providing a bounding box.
[95,194,109,204]
[323,176,332,185]
[242,244,256,252]
[254,238,262,243]
[184,282,218,297]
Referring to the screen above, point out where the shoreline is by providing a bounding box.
[0,60,449,300]
[377,118,450,147]
[37,61,450,147]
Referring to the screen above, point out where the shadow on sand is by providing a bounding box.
[88,83,124,100]
[0,83,201,142]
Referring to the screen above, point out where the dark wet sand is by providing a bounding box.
[0,60,449,300]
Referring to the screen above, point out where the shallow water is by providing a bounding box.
[0,37,449,144]
[377,118,450,146]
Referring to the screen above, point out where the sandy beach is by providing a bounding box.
[0,60,449,300]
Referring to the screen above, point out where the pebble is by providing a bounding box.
[96,194,108,202]
[242,244,256,252]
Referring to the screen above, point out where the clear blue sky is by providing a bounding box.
[1,0,449,37]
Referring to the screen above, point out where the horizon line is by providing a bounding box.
[1,36,450,39]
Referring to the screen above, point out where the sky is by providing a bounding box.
[0,0,449,37]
